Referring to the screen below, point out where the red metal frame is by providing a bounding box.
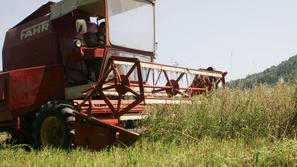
[77,56,145,118]
[113,60,227,98]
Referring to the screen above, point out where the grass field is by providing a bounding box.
[0,138,296,166]
[1,83,297,166]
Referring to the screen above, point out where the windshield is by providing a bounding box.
[107,0,155,52]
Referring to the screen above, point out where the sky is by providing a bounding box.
[1,0,297,81]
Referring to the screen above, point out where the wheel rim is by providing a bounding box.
[40,116,64,147]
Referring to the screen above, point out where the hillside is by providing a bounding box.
[229,54,297,88]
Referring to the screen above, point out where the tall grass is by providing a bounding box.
[140,83,297,142]
[1,83,297,166]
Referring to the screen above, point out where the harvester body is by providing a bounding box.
[0,0,226,150]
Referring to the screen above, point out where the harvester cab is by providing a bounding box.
[0,0,227,150]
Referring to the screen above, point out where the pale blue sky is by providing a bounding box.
[1,0,297,81]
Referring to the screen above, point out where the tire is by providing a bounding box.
[33,101,75,149]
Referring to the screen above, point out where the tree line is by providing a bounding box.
[228,54,297,88]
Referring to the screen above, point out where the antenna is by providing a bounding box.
[252,60,258,73]
[230,48,233,80]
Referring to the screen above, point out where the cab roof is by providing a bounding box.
[50,0,105,20]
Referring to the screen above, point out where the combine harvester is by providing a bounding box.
[0,0,227,150]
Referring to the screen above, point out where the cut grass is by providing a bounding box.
[1,83,297,166]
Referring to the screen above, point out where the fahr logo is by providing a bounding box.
[20,20,50,40]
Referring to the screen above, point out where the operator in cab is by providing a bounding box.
[83,21,106,48]
[83,23,99,47]
[98,22,106,48]
[83,20,106,82]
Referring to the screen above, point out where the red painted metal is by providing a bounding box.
[0,65,65,121]
[77,56,145,118]
[70,111,139,150]
[8,66,65,113]
[81,48,105,59]
[3,16,59,71]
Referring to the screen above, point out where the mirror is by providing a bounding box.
[75,19,87,34]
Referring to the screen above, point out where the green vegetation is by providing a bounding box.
[0,138,297,166]
[1,83,297,166]
[229,54,297,88]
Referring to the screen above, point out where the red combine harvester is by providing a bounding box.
[1,0,227,150]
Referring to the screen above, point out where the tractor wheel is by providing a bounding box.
[33,102,75,149]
